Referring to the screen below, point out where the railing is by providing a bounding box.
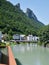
[0,46,17,65]
[7,46,17,65]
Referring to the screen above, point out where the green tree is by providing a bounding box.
[39,25,49,44]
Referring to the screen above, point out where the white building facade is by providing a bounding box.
[32,36,39,42]
[13,34,20,40]
[13,34,26,40]
[27,35,33,41]
[27,35,39,42]
[0,31,2,41]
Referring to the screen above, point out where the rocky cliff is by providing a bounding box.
[26,8,37,21]
[15,3,20,9]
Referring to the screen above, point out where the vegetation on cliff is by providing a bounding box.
[0,0,44,41]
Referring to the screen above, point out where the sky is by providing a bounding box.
[7,0,49,25]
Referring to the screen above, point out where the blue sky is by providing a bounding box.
[7,0,49,25]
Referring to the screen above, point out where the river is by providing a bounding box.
[10,43,49,65]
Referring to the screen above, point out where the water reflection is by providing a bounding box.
[11,43,49,65]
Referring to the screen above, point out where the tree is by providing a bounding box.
[39,25,49,44]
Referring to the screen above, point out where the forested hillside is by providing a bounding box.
[0,0,44,36]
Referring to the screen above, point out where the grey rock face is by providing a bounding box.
[15,3,20,9]
[26,8,37,20]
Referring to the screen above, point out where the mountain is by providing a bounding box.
[26,8,37,20]
[0,0,44,36]
[26,8,44,27]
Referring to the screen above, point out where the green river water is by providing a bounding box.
[1,43,49,65]
[11,44,49,65]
